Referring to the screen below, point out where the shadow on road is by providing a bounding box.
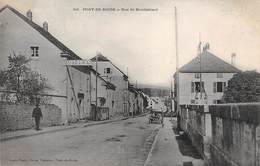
[175,134,202,159]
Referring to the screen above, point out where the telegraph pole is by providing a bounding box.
[127,67,129,117]
[95,52,98,121]
[170,79,173,121]
[174,6,181,130]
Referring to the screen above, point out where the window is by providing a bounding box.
[217,73,223,78]
[191,82,204,93]
[30,46,39,57]
[213,100,222,104]
[213,82,226,93]
[78,93,84,99]
[195,73,200,79]
[104,68,111,74]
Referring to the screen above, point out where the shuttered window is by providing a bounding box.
[214,82,226,93]
[223,82,226,91]
[213,82,217,93]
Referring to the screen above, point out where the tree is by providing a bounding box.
[0,53,51,104]
[222,71,260,103]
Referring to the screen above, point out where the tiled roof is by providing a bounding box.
[0,5,81,60]
[179,51,241,73]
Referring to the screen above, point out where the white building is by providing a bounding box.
[174,50,240,105]
[90,54,128,116]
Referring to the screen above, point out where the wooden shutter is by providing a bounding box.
[191,82,194,93]
[223,82,226,92]
[213,82,217,93]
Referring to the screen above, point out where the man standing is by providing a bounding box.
[32,104,43,130]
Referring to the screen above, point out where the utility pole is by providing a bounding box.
[170,79,173,121]
[127,67,129,117]
[174,6,181,130]
[65,57,69,125]
[199,47,202,99]
[199,33,202,100]
[95,52,98,121]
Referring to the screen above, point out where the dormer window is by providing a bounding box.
[31,46,39,57]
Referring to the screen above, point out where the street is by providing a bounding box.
[1,116,160,166]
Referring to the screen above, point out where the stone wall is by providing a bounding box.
[0,102,62,131]
[179,103,260,166]
[209,103,260,166]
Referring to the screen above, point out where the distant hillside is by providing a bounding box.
[138,84,170,97]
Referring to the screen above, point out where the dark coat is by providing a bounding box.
[32,107,43,118]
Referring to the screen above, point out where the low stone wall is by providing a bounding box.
[0,102,62,131]
[209,103,260,166]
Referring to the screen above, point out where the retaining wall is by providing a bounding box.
[0,102,62,131]
[209,104,260,166]
[179,103,260,166]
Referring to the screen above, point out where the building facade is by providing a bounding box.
[175,51,240,105]
[90,54,128,116]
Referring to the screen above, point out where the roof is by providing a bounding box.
[0,5,81,60]
[128,84,138,94]
[90,54,109,61]
[90,54,128,79]
[105,81,116,90]
[179,51,241,73]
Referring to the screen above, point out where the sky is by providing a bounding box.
[1,0,260,87]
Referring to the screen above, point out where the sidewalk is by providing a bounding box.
[0,115,133,142]
[145,118,205,166]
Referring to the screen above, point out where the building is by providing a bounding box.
[90,54,129,116]
[137,91,145,114]
[128,85,145,115]
[0,5,116,123]
[89,67,116,119]
[174,50,240,105]
[128,85,138,115]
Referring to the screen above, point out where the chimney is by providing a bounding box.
[231,53,236,66]
[26,10,32,21]
[43,21,48,31]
